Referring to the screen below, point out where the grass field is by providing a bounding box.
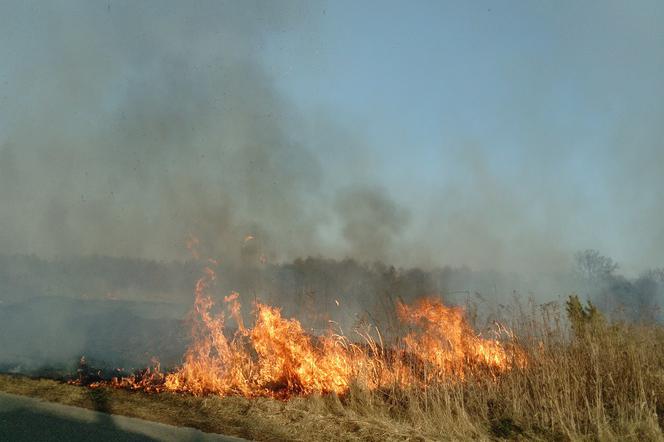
[2,296,664,441]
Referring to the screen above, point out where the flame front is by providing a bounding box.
[397,298,510,382]
[106,259,521,397]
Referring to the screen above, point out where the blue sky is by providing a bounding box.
[0,1,663,274]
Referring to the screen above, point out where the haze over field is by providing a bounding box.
[0,1,663,275]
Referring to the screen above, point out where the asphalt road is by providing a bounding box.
[0,392,247,442]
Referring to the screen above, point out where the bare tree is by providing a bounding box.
[574,249,618,283]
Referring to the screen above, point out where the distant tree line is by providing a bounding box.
[1,250,661,324]
[573,249,663,322]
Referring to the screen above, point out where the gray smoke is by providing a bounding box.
[0,0,396,265]
[1,1,663,274]
[1,1,664,373]
[335,186,410,262]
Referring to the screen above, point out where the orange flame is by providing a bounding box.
[101,250,522,398]
[396,298,510,381]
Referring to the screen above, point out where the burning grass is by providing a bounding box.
[95,259,520,399]
[3,307,664,441]
[3,257,664,440]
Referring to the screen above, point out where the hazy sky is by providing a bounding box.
[1,1,663,274]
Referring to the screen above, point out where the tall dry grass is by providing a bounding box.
[287,296,664,441]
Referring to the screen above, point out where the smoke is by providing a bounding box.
[1,1,663,275]
[335,186,410,262]
[0,0,357,264]
[1,2,664,373]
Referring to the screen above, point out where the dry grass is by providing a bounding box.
[2,297,664,441]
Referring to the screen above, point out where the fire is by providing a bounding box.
[92,251,522,398]
[397,298,511,381]
[156,260,360,396]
